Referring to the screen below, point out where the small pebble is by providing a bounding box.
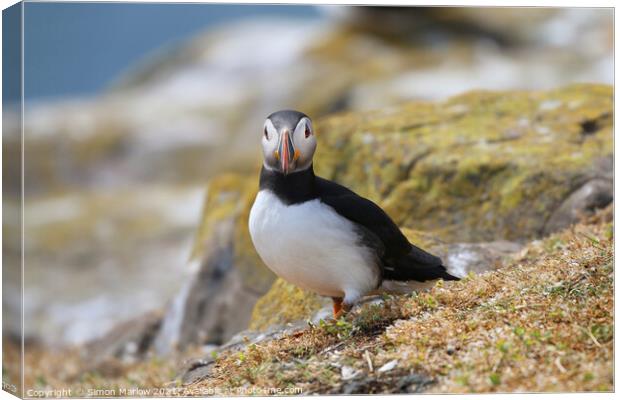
[378,359,398,373]
[341,365,361,380]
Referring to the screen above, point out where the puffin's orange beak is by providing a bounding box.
[278,130,295,175]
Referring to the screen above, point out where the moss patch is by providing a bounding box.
[314,84,612,242]
[250,280,327,331]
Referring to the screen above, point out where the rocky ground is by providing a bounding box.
[4,205,613,395]
[183,207,613,394]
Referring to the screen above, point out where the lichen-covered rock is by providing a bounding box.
[314,84,612,242]
[249,279,329,331]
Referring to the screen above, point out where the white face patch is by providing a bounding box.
[291,117,317,172]
[262,119,280,170]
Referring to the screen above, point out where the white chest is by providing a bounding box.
[248,190,379,301]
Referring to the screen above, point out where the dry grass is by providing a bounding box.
[3,340,198,397]
[187,208,613,394]
[7,208,613,395]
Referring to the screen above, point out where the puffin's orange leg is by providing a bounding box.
[332,297,344,319]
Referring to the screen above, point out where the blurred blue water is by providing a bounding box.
[19,2,320,102]
[2,2,21,105]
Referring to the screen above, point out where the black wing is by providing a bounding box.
[315,177,411,260]
[316,177,458,282]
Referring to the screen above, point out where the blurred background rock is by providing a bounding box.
[2,4,612,355]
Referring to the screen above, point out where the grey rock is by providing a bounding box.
[178,358,215,385]
[544,178,613,235]
[436,241,524,278]
[83,310,162,367]
[221,321,308,352]
[175,320,311,385]
[153,219,263,354]
[338,372,435,394]
[341,365,361,381]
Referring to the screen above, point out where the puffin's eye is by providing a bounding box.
[264,127,269,140]
[305,126,312,138]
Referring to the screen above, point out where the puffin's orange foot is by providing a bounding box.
[332,297,352,319]
[332,297,344,319]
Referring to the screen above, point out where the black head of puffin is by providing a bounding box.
[262,110,317,176]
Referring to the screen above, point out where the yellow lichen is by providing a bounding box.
[250,279,326,331]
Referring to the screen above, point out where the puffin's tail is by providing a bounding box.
[432,265,461,281]
[393,262,461,282]
[384,245,461,282]
[379,262,459,295]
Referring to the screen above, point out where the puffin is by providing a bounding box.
[249,110,459,318]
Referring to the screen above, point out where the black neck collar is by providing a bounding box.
[259,164,317,205]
